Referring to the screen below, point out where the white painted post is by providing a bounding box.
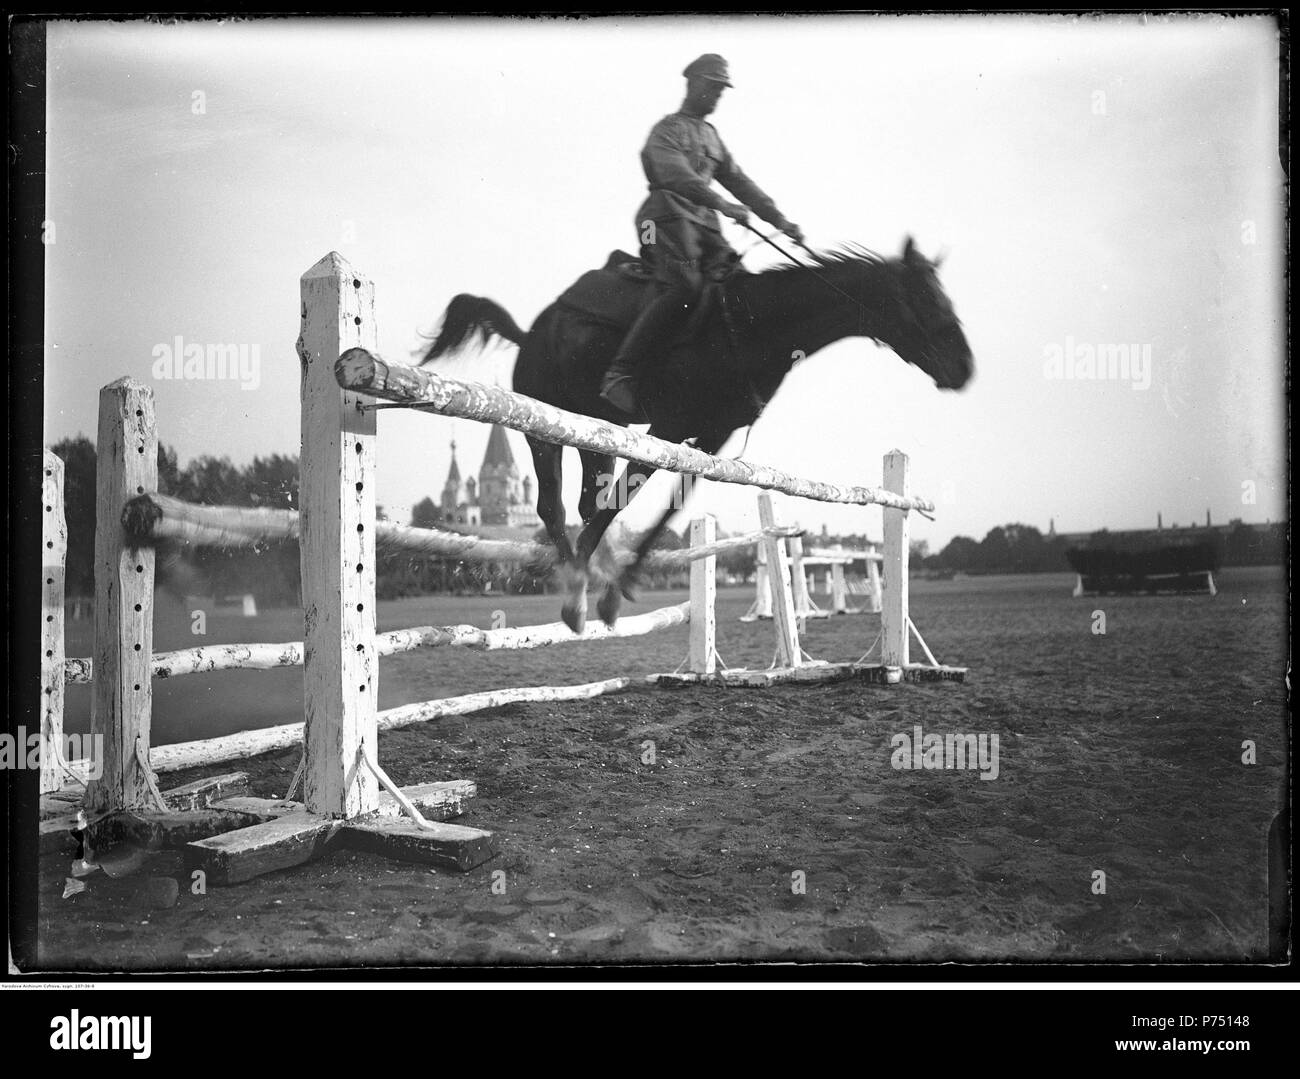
[86,379,157,812]
[789,534,811,631]
[688,515,717,675]
[299,253,379,819]
[753,548,772,618]
[866,555,883,614]
[41,451,67,795]
[241,593,258,617]
[881,451,910,670]
[830,562,848,615]
[757,493,801,668]
[740,544,772,622]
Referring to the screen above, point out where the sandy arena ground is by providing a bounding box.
[35,568,1287,970]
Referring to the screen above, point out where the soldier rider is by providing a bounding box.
[599,54,804,419]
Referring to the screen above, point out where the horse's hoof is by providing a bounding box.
[597,584,622,628]
[559,565,589,634]
[562,601,587,635]
[619,575,640,603]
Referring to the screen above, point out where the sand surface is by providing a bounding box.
[36,568,1286,969]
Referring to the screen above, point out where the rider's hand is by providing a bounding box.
[781,221,805,245]
[721,202,751,227]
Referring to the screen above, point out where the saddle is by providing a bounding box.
[555,249,744,343]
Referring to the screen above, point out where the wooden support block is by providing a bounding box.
[207,796,302,818]
[40,813,84,856]
[374,780,476,822]
[339,816,498,873]
[162,772,250,812]
[853,663,968,685]
[41,788,83,813]
[186,810,342,885]
[90,808,282,851]
[649,662,967,688]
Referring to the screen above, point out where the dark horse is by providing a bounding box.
[420,237,973,633]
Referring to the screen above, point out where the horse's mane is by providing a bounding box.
[751,243,888,278]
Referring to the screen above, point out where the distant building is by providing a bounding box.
[438,427,540,536]
[1056,511,1283,568]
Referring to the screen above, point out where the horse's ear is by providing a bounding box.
[902,235,917,263]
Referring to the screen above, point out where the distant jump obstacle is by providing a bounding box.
[741,540,883,622]
[39,252,965,884]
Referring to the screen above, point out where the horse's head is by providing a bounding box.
[877,237,973,391]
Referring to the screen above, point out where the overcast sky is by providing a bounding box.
[44,14,1283,549]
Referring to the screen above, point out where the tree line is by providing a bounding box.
[49,439,1284,609]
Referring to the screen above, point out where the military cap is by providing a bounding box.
[683,54,733,87]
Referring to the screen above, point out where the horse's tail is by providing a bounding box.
[418,294,526,365]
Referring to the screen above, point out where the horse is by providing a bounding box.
[419,236,973,633]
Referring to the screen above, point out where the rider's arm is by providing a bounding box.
[642,118,732,212]
[714,138,790,229]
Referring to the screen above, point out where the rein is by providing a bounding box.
[741,224,883,326]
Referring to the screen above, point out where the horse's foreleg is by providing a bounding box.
[604,475,689,614]
[569,459,659,627]
[604,432,725,624]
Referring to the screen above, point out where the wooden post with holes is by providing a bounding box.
[86,379,157,812]
[41,450,67,795]
[688,515,717,675]
[299,252,379,819]
[881,450,910,670]
[757,494,801,668]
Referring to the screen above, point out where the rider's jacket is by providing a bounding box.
[635,111,789,234]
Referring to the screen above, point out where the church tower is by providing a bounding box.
[478,424,538,528]
[439,440,462,518]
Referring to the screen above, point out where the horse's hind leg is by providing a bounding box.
[528,437,573,562]
[577,449,616,525]
[528,438,588,632]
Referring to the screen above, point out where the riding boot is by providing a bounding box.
[600,290,692,420]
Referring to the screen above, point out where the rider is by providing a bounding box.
[599,54,804,419]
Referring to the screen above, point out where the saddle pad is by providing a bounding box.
[555,250,726,336]
[556,252,652,331]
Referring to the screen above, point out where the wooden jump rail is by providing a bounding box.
[120,490,797,571]
[43,251,965,885]
[63,600,692,686]
[334,349,937,514]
